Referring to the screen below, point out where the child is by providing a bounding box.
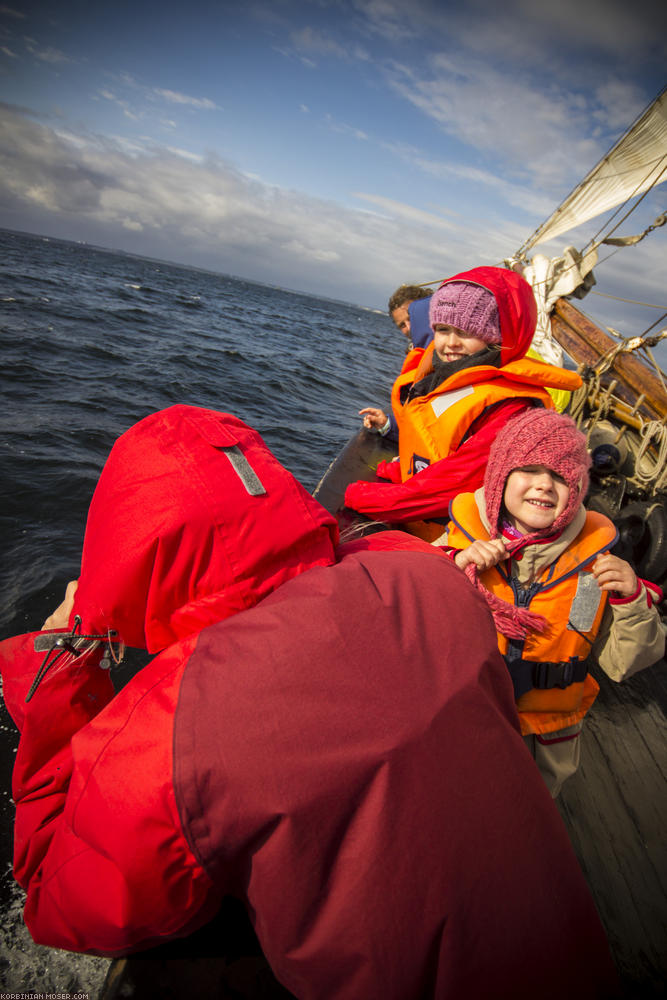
[344,266,582,540]
[446,407,664,796]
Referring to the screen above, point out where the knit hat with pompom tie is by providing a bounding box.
[484,407,591,539]
[463,407,591,640]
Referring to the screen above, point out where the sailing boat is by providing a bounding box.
[100,89,667,1000]
[315,85,667,592]
[312,88,667,1000]
[508,85,667,589]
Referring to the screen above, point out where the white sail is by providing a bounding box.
[520,87,667,252]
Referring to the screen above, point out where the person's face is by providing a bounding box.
[433,324,489,362]
[503,465,570,535]
[391,303,412,340]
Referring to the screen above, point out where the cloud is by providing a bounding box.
[25,41,72,64]
[0,94,662,328]
[309,1,664,203]
[96,88,142,122]
[324,114,368,140]
[0,103,497,302]
[289,24,370,63]
[152,88,220,110]
[379,52,647,202]
[290,26,348,60]
[352,192,457,231]
[353,0,666,68]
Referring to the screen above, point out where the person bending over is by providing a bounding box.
[0,404,619,999]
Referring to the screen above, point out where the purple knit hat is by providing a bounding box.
[484,408,591,539]
[429,281,501,343]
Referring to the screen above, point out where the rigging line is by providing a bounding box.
[589,290,667,309]
[639,311,667,338]
[515,86,667,257]
[582,160,667,251]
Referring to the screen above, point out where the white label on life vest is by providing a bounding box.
[431,384,475,418]
[567,572,603,632]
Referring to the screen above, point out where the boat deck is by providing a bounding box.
[556,653,667,998]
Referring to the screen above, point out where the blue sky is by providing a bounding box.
[0,0,665,344]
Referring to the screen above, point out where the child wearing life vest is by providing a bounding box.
[344,266,582,540]
[446,407,665,796]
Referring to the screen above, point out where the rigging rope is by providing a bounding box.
[634,419,667,490]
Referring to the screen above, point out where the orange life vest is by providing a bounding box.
[391,345,581,482]
[448,493,619,735]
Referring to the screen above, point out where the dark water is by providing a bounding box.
[0,227,405,991]
[0,228,405,636]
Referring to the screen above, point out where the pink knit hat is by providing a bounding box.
[429,281,501,343]
[484,408,591,539]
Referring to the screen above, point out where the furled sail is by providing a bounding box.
[518,87,667,252]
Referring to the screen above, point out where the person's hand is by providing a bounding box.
[591,552,638,597]
[359,407,388,431]
[454,538,508,572]
[42,580,79,630]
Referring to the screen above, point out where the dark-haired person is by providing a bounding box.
[387,283,433,346]
[347,266,582,541]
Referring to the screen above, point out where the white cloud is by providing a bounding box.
[352,192,457,230]
[290,26,348,60]
[153,88,219,110]
[324,114,368,140]
[0,99,663,330]
[289,24,370,63]
[0,103,489,301]
[26,43,71,64]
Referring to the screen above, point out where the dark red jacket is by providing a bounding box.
[0,406,618,998]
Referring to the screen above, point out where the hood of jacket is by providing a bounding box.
[71,405,339,652]
[437,266,537,365]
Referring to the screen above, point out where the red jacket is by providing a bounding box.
[0,406,618,999]
[344,266,581,522]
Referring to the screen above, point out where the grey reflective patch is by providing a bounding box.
[222,445,267,496]
[431,384,474,418]
[567,572,603,632]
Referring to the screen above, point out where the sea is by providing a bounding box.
[0,227,406,992]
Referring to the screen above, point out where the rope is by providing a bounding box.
[589,290,667,309]
[634,419,667,490]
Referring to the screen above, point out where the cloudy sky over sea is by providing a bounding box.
[1,0,665,337]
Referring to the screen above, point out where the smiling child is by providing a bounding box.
[446,407,664,796]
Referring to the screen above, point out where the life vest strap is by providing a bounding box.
[508,655,590,699]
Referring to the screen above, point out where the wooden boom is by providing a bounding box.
[550,298,667,422]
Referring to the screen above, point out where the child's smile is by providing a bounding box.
[503,464,570,534]
[433,324,489,363]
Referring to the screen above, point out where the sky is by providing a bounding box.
[0,0,665,343]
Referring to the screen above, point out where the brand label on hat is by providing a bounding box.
[431,385,474,418]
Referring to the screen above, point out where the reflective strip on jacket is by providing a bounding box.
[448,493,619,735]
[391,346,581,482]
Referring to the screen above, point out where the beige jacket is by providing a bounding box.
[469,488,665,682]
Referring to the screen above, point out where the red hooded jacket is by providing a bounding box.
[0,405,617,999]
[344,266,581,522]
